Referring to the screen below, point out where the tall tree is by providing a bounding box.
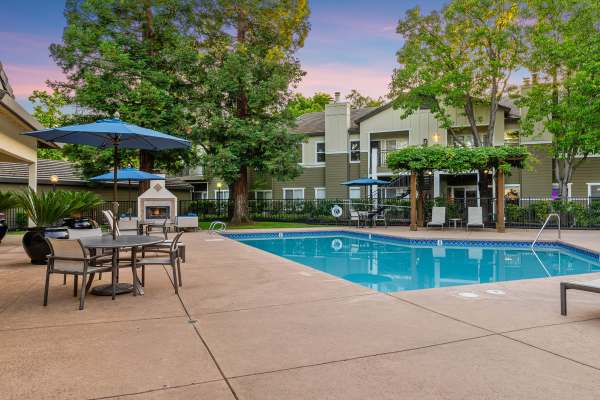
[517,0,600,200]
[391,0,524,204]
[287,92,332,117]
[48,0,202,186]
[345,89,384,109]
[193,0,310,225]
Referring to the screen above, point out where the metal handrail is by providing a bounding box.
[532,213,561,248]
[208,221,227,235]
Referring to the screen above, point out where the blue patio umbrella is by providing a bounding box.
[342,177,390,204]
[341,177,390,186]
[23,118,191,238]
[91,168,166,219]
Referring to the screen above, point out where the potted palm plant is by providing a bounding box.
[0,191,17,243]
[62,191,103,229]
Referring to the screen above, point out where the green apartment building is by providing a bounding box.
[181,91,600,203]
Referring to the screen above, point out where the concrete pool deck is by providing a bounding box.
[2,227,600,399]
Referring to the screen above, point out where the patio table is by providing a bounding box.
[80,235,164,297]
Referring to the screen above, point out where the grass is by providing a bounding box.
[199,221,321,230]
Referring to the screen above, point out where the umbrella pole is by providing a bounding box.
[128,179,132,220]
[112,143,119,240]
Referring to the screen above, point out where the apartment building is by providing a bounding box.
[182,91,600,202]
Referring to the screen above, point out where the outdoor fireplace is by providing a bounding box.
[138,178,177,223]
[145,206,170,220]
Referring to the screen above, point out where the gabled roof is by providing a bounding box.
[0,159,192,190]
[292,107,376,134]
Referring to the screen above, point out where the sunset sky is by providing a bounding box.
[1,0,444,111]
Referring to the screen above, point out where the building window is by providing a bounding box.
[314,187,326,200]
[316,142,325,163]
[214,189,229,200]
[349,187,361,199]
[283,188,304,200]
[587,183,600,199]
[350,140,360,162]
[254,190,272,200]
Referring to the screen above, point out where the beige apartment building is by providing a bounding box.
[183,92,600,202]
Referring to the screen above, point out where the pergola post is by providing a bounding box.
[496,169,505,233]
[410,171,417,231]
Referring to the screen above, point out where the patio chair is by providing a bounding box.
[117,218,139,236]
[142,219,186,264]
[560,279,600,315]
[372,207,388,228]
[349,209,362,228]
[44,238,112,310]
[466,207,484,231]
[136,231,184,293]
[427,207,446,230]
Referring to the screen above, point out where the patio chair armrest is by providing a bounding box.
[47,256,88,262]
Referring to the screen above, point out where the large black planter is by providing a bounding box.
[22,227,68,265]
[0,214,7,243]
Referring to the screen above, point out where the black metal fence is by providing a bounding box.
[4,197,600,230]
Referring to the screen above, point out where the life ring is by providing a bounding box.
[331,238,343,251]
[331,205,343,218]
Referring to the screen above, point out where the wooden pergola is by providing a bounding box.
[387,146,530,233]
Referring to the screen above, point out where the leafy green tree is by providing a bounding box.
[391,0,524,204]
[517,0,600,200]
[48,0,202,185]
[345,89,384,109]
[287,92,332,117]
[193,0,310,224]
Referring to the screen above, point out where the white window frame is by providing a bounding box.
[315,141,325,164]
[314,187,326,200]
[349,140,361,163]
[587,183,600,202]
[253,190,272,200]
[214,189,229,200]
[349,187,361,200]
[282,187,305,200]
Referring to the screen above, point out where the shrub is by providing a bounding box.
[528,201,552,223]
[505,204,527,223]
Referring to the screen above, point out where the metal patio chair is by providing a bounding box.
[427,207,446,230]
[44,238,113,310]
[136,231,184,293]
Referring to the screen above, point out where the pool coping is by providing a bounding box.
[223,229,600,264]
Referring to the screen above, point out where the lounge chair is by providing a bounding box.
[466,207,484,231]
[349,209,362,228]
[427,207,446,230]
[560,279,600,315]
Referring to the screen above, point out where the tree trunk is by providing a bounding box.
[139,150,155,194]
[230,165,251,225]
[464,96,482,147]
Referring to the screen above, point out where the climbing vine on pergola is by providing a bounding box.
[386,145,531,232]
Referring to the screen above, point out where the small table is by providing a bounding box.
[81,235,164,297]
[449,218,463,229]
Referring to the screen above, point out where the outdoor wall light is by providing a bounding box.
[50,175,59,192]
[216,182,223,189]
[432,133,440,143]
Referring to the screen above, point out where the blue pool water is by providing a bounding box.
[228,231,600,292]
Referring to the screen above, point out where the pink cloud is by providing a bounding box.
[296,63,393,99]
[2,63,65,97]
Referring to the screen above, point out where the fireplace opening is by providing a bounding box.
[146,206,170,220]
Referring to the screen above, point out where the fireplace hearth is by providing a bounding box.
[146,206,170,220]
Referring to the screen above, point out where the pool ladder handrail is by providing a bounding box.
[531,213,561,248]
[208,221,227,235]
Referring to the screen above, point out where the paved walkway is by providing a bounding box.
[2,227,600,399]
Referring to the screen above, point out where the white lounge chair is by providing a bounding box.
[349,209,362,228]
[466,207,484,231]
[427,207,446,230]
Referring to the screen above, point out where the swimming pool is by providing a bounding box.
[226,231,600,292]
